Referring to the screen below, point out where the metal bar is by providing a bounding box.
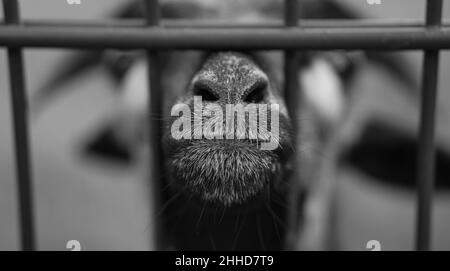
[284,0,300,251]
[15,18,450,29]
[2,0,35,251]
[1,26,450,50]
[143,0,165,251]
[416,0,442,252]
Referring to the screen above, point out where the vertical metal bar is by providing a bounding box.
[2,0,35,251]
[284,0,300,251]
[143,0,165,250]
[416,0,442,251]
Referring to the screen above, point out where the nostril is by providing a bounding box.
[244,80,268,103]
[193,81,219,102]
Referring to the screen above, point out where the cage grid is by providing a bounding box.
[0,0,446,251]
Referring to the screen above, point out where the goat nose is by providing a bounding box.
[192,55,270,104]
[192,77,220,102]
[242,78,268,104]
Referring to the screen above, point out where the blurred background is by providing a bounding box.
[0,0,450,250]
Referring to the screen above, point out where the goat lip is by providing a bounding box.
[166,138,276,155]
[167,140,281,206]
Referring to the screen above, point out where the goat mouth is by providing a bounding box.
[167,140,281,206]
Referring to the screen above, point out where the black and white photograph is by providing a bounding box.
[0,0,450,256]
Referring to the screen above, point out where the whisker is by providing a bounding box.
[232,215,246,250]
[257,215,266,250]
[195,201,207,231]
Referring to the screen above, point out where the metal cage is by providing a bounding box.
[0,0,448,251]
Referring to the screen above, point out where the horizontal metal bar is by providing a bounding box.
[6,18,450,29]
[0,26,450,50]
